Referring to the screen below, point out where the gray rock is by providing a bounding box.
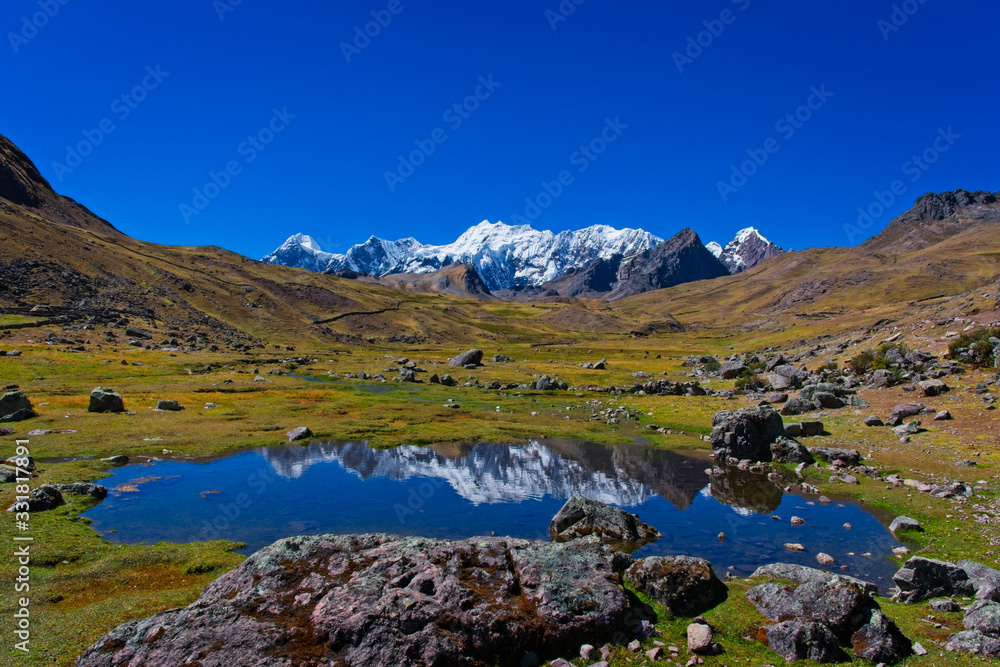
[813,392,845,409]
[448,349,483,367]
[751,563,878,596]
[0,408,38,423]
[6,484,64,512]
[780,397,818,416]
[800,421,824,437]
[934,410,953,421]
[125,326,152,340]
[721,361,747,380]
[53,482,108,500]
[764,620,844,663]
[918,379,949,396]
[687,621,715,655]
[783,422,802,437]
[930,598,961,612]
[101,455,129,465]
[946,630,1000,658]
[892,421,921,436]
[809,447,861,466]
[287,426,312,443]
[888,516,922,534]
[768,392,789,403]
[0,466,18,483]
[76,534,636,667]
[931,481,974,500]
[851,607,913,664]
[0,391,33,421]
[439,374,457,387]
[710,406,785,462]
[771,437,815,464]
[88,388,125,413]
[535,375,558,391]
[773,364,807,389]
[888,403,924,426]
[863,415,884,427]
[625,556,727,616]
[491,354,514,363]
[155,399,183,411]
[893,556,973,603]
[550,496,661,548]
[965,600,1000,636]
[959,560,1000,602]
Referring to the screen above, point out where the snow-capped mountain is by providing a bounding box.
[263,221,663,291]
[707,227,784,274]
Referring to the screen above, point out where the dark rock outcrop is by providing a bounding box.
[625,556,728,616]
[549,496,661,549]
[605,228,730,300]
[54,482,108,500]
[710,407,785,462]
[893,556,973,603]
[88,388,125,413]
[77,534,639,667]
[448,349,483,367]
[6,484,64,512]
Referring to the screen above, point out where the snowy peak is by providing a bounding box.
[706,226,784,274]
[263,221,662,291]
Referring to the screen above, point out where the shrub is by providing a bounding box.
[848,350,875,375]
[949,327,1000,367]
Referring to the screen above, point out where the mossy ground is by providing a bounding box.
[0,318,997,666]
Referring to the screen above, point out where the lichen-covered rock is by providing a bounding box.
[710,407,785,462]
[155,399,183,411]
[88,387,125,413]
[549,496,661,549]
[959,560,1000,602]
[946,630,1000,658]
[771,437,815,464]
[53,483,107,500]
[893,556,973,603]
[751,563,878,596]
[764,620,844,663]
[851,608,913,664]
[0,391,36,422]
[76,534,638,667]
[625,556,727,616]
[964,600,1000,636]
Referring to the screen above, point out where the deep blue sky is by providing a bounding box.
[3,0,997,259]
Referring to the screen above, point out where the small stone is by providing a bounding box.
[791,516,805,526]
[287,426,312,442]
[646,647,664,661]
[816,553,835,565]
[934,410,952,421]
[580,645,598,661]
[889,516,922,534]
[155,400,183,411]
[929,598,960,612]
[627,639,641,652]
[784,543,806,551]
[687,622,714,654]
[913,642,927,656]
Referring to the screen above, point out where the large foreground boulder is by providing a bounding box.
[710,407,785,462]
[947,600,1000,658]
[893,556,973,603]
[6,484,64,512]
[88,388,125,413]
[749,566,911,664]
[76,534,638,667]
[624,556,727,616]
[549,496,661,549]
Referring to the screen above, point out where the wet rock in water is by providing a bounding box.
[549,496,661,548]
[771,437,815,464]
[816,553,835,565]
[6,484,64,512]
[101,455,129,465]
[287,426,313,443]
[53,483,108,500]
[155,399,183,411]
[893,556,973,603]
[624,556,727,616]
[0,391,37,422]
[889,516,922,535]
[710,406,785,462]
[76,533,636,667]
[809,447,861,467]
[448,349,483,367]
[88,387,125,413]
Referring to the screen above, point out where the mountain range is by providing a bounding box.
[263,223,785,297]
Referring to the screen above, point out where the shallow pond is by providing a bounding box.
[83,439,903,589]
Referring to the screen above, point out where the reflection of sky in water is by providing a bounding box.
[84,440,903,591]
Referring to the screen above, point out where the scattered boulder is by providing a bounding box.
[720,361,747,380]
[687,619,719,655]
[930,598,961,613]
[155,400,183,411]
[767,392,789,404]
[54,483,108,500]
[764,620,844,663]
[624,556,727,616]
[812,392,845,409]
[780,398,817,416]
[893,556,973,603]
[863,415,884,427]
[710,407,785,462]
[88,388,125,413]
[549,496,661,549]
[888,516,922,535]
[771,437,815,464]
[101,455,129,465]
[751,563,877,596]
[491,354,514,363]
[287,426,313,443]
[448,349,483,367]
[6,484,64,512]
[888,403,924,426]
[809,447,861,467]
[0,391,36,423]
[439,374,457,387]
[918,379,949,397]
[76,534,638,667]
[799,421,824,437]
[946,630,1000,658]
[934,410,953,421]
[959,561,1000,602]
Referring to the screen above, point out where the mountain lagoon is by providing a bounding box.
[83,439,904,590]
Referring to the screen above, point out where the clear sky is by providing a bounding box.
[2,0,997,259]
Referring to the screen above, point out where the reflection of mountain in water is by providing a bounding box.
[259,440,712,510]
